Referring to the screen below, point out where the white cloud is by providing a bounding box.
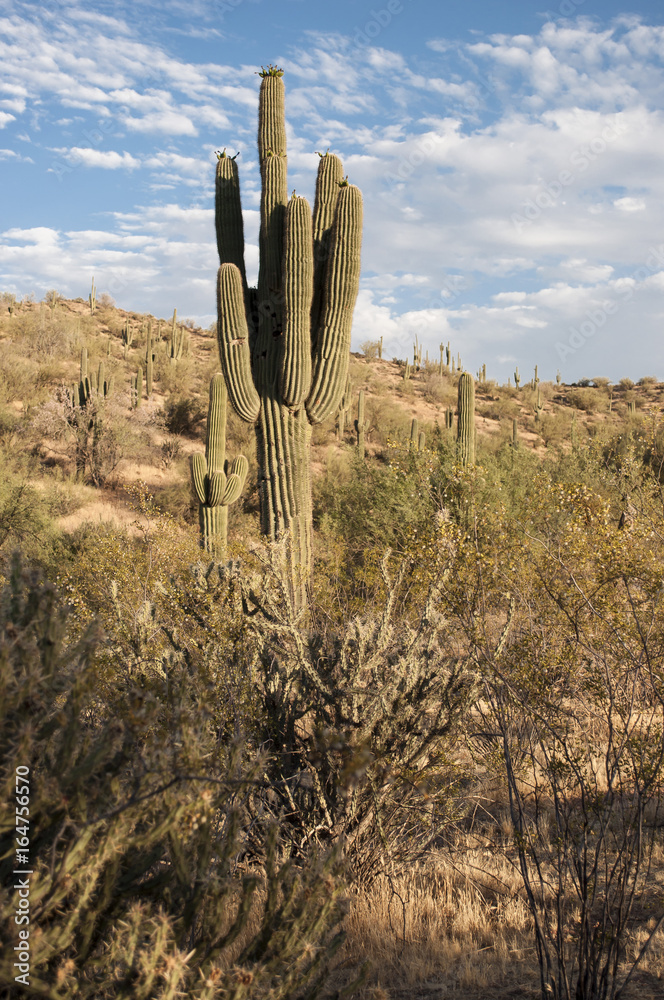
[614,196,646,211]
[57,147,141,169]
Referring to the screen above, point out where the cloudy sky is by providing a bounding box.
[1,0,663,382]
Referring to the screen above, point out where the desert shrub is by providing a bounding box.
[477,397,520,421]
[455,471,664,1000]
[360,339,381,359]
[637,375,658,387]
[565,387,604,412]
[230,543,472,885]
[314,449,435,561]
[0,555,362,999]
[617,377,634,391]
[155,478,197,524]
[164,394,205,436]
[421,372,454,406]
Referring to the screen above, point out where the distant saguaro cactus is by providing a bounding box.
[215,65,363,605]
[191,374,248,558]
[457,372,475,467]
[145,320,154,397]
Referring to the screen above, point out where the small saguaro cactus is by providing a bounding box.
[355,389,368,460]
[535,386,544,423]
[418,430,426,452]
[403,360,411,382]
[439,343,444,375]
[191,374,248,559]
[456,372,475,467]
[69,348,113,477]
[445,407,453,430]
[409,417,419,450]
[170,323,186,364]
[512,417,518,449]
[534,364,539,387]
[89,276,96,315]
[337,374,351,439]
[378,335,383,360]
[122,320,133,360]
[130,366,143,409]
[556,369,562,386]
[215,65,363,606]
[413,338,422,370]
[514,366,521,390]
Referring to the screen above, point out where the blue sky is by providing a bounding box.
[2,0,664,382]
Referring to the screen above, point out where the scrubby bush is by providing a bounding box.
[0,555,363,999]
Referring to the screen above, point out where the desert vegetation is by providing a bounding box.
[2,70,664,1000]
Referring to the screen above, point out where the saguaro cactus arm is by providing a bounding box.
[191,374,248,557]
[306,182,363,425]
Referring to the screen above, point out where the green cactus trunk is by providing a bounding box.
[457,372,475,467]
[191,374,248,559]
[215,67,362,606]
[355,389,367,461]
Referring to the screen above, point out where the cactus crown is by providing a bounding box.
[259,64,284,77]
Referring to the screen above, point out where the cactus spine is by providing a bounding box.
[191,374,248,558]
[355,389,368,460]
[456,372,475,467]
[215,67,362,606]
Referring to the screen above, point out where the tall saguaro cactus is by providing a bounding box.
[191,374,248,559]
[457,372,475,467]
[215,65,363,605]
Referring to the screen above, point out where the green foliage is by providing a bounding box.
[164,395,205,436]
